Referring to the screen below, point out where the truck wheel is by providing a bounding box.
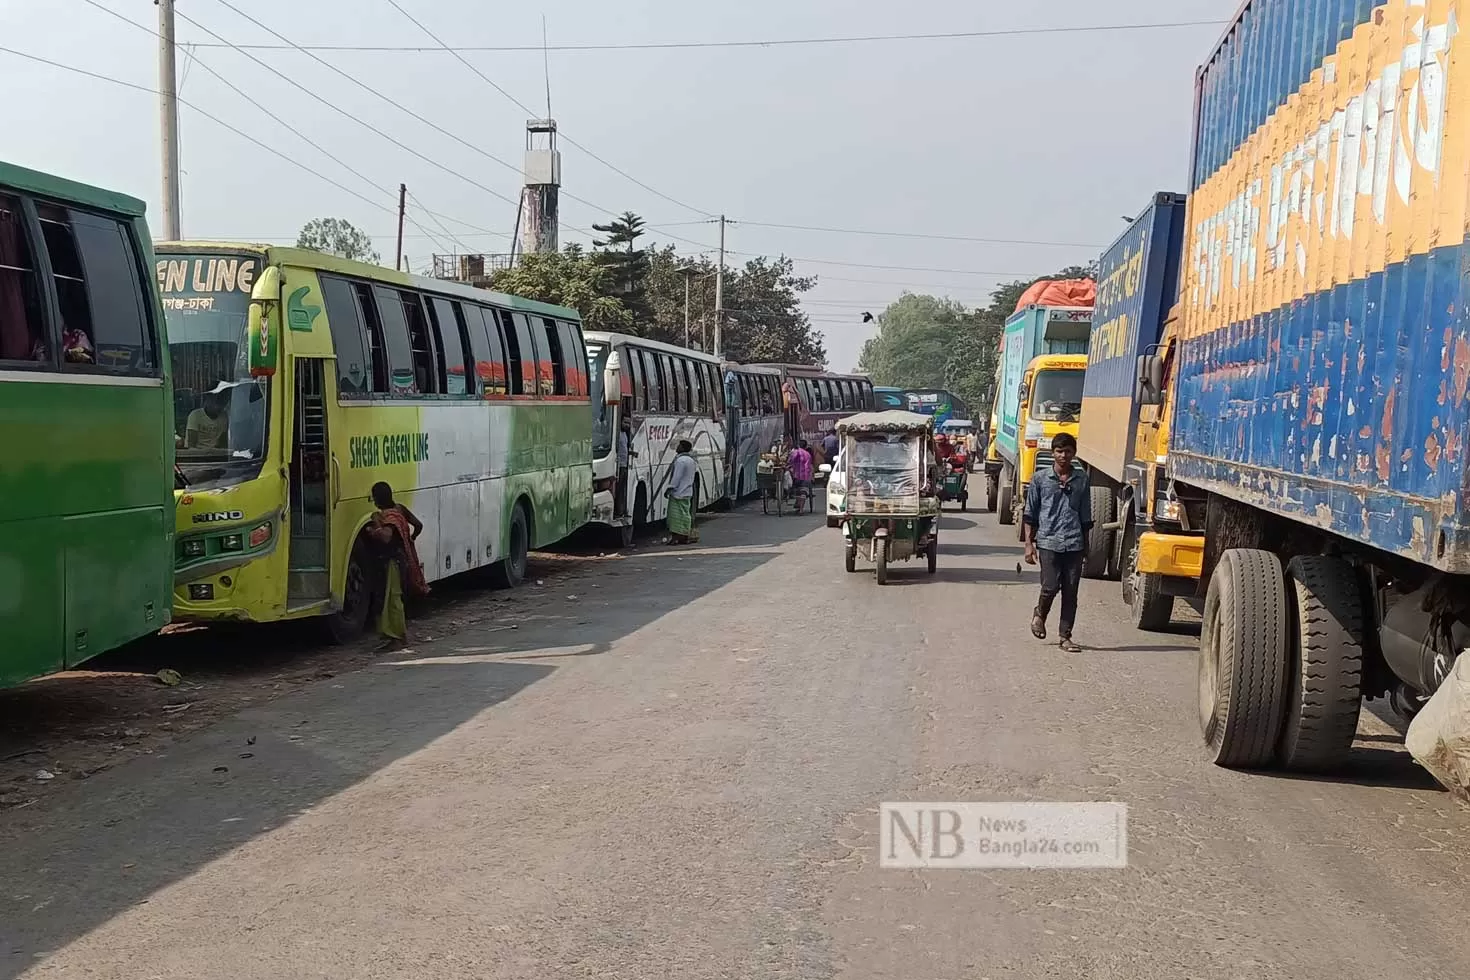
[1124,531,1173,631]
[875,542,889,584]
[997,470,1014,525]
[1279,556,1365,771]
[1083,486,1116,580]
[986,475,999,513]
[1199,548,1289,768]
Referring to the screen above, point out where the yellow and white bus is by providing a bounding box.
[585,331,727,543]
[158,243,592,639]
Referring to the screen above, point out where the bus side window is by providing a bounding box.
[707,364,723,415]
[506,312,541,396]
[0,194,50,367]
[642,349,663,412]
[689,359,705,414]
[860,381,873,409]
[369,286,416,395]
[427,296,468,396]
[397,291,439,395]
[491,309,523,395]
[353,283,390,393]
[540,316,567,396]
[841,381,855,410]
[320,275,370,396]
[627,344,646,411]
[737,375,752,417]
[39,205,155,376]
[671,355,690,413]
[557,320,585,396]
[465,305,507,396]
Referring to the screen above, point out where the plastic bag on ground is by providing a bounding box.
[1406,652,1470,802]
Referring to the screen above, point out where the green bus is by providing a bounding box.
[0,161,174,687]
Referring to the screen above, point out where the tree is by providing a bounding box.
[296,217,380,264]
[489,244,631,333]
[592,211,650,323]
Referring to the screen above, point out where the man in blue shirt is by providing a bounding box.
[1022,431,1092,652]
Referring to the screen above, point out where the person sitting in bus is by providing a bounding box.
[368,481,428,651]
[184,390,231,450]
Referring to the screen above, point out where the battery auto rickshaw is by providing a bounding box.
[836,411,941,584]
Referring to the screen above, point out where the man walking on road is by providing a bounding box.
[1022,431,1091,653]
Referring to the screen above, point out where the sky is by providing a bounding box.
[0,0,1232,371]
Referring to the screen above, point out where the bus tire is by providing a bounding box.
[1279,556,1365,772]
[325,534,375,644]
[1200,548,1289,769]
[491,502,531,589]
[997,469,1015,525]
[1083,486,1116,580]
[618,522,634,548]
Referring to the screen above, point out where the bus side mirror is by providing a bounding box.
[247,265,282,378]
[605,350,623,406]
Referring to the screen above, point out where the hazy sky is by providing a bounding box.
[1,0,1230,370]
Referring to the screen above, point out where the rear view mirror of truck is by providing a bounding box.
[1136,354,1164,407]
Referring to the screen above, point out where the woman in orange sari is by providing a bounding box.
[369,481,429,650]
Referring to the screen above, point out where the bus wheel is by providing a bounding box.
[1200,548,1289,769]
[491,503,530,588]
[325,535,374,644]
[1278,556,1365,772]
[618,522,634,548]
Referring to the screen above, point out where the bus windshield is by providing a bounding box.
[158,254,269,485]
[1029,369,1085,421]
[587,341,612,458]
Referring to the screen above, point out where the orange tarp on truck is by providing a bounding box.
[1013,278,1096,314]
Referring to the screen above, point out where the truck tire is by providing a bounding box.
[1199,548,1289,768]
[985,475,998,512]
[1123,529,1173,631]
[1083,485,1116,580]
[1279,556,1365,771]
[996,469,1015,525]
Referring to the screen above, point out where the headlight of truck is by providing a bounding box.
[1156,498,1185,523]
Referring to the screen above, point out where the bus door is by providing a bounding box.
[723,370,740,498]
[287,358,332,606]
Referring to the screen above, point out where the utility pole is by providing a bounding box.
[395,184,407,271]
[713,215,726,358]
[157,0,182,240]
[682,267,695,349]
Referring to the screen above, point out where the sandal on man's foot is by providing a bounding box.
[1030,612,1047,640]
[1059,637,1082,653]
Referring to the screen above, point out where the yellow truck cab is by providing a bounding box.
[1003,354,1088,533]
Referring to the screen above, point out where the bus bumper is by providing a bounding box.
[1136,530,1203,580]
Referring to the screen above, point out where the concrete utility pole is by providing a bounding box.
[683,267,695,349]
[157,0,182,241]
[713,215,726,358]
[395,184,407,271]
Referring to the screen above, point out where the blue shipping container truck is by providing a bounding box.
[1175,0,1470,783]
[1078,192,1185,487]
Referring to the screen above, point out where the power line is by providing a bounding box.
[0,45,401,223]
[382,0,711,218]
[407,188,473,252]
[186,19,1230,53]
[734,252,1035,277]
[733,220,1100,249]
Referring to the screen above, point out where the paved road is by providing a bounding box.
[3,501,1469,978]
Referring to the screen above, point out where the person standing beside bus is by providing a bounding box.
[821,430,839,468]
[615,416,637,518]
[665,439,698,545]
[788,439,814,514]
[368,481,429,651]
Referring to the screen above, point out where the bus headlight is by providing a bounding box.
[221,533,244,552]
[182,538,206,559]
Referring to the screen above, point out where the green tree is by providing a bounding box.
[592,211,650,322]
[296,217,380,264]
[489,244,631,333]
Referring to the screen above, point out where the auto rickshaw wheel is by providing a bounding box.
[927,538,938,574]
[875,541,889,584]
[844,544,856,573]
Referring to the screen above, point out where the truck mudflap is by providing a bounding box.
[1406,653,1470,802]
[1135,530,1203,580]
